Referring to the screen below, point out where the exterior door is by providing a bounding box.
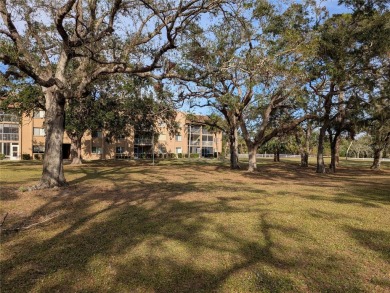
[11,144,19,160]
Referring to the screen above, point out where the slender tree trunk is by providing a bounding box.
[335,135,340,165]
[247,143,258,172]
[303,125,311,167]
[329,142,336,173]
[371,148,383,170]
[316,126,327,173]
[345,141,352,160]
[70,135,83,165]
[296,127,310,167]
[229,127,240,169]
[273,146,280,162]
[32,87,66,189]
[329,131,341,173]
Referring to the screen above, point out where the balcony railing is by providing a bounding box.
[202,141,213,147]
[134,138,152,145]
[0,134,19,141]
[188,140,213,147]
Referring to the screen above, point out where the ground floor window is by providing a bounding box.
[33,145,45,153]
[202,147,214,157]
[0,142,11,156]
[176,147,182,154]
[0,142,19,159]
[116,146,125,154]
[134,146,152,158]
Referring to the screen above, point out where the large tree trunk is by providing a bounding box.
[32,87,67,189]
[247,144,258,172]
[70,135,83,165]
[300,152,309,167]
[316,126,327,173]
[371,148,383,170]
[229,127,240,169]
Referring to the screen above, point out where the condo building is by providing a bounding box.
[0,111,222,160]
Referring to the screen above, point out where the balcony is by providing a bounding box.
[0,114,19,123]
[0,133,19,141]
[134,138,152,145]
[202,141,213,147]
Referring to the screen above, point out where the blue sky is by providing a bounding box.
[324,0,351,14]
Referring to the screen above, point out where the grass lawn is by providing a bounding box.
[1,158,389,292]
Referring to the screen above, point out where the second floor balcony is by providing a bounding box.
[0,113,19,123]
[134,138,153,145]
[0,133,19,141]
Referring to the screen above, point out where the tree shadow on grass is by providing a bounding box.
[346,226,390,263]
[1,185,369,292]
[1,161,385,292]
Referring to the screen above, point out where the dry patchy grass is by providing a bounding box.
[0,158,389,292]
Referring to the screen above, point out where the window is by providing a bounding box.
[92,131,102,138]
[116,147,124,154]
[92,147,102,154]
[0,142,10,156]
[159,134,167,141]
[0,124,19,141]
[175,134,182,142]
[33,145,45,153]
[33,127,45,136]
[33,110,45,118]
[176,147,182,154]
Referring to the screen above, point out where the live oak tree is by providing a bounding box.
[309,2,390,173]
[0,0,224,188]
[175,1,318,172]
[173,2,250,169]
[237,1,318,172]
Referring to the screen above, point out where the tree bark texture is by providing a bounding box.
[329,132,341,173]
[229,127,240,169]
[371,148,383,170]
[316,126,327,173]
[247,144,258,172]
[300,152,309,167]
[33,87,66,189]
[70,135,83,165]
[273,147,280,162]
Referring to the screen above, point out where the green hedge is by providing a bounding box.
[0,153,5,160]
[22,154,31,160]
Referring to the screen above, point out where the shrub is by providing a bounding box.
[22,153,31,160]
[190,153,199,158]
[34,154,44,160]
[0,153,5,160]
[178,153,183,158]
